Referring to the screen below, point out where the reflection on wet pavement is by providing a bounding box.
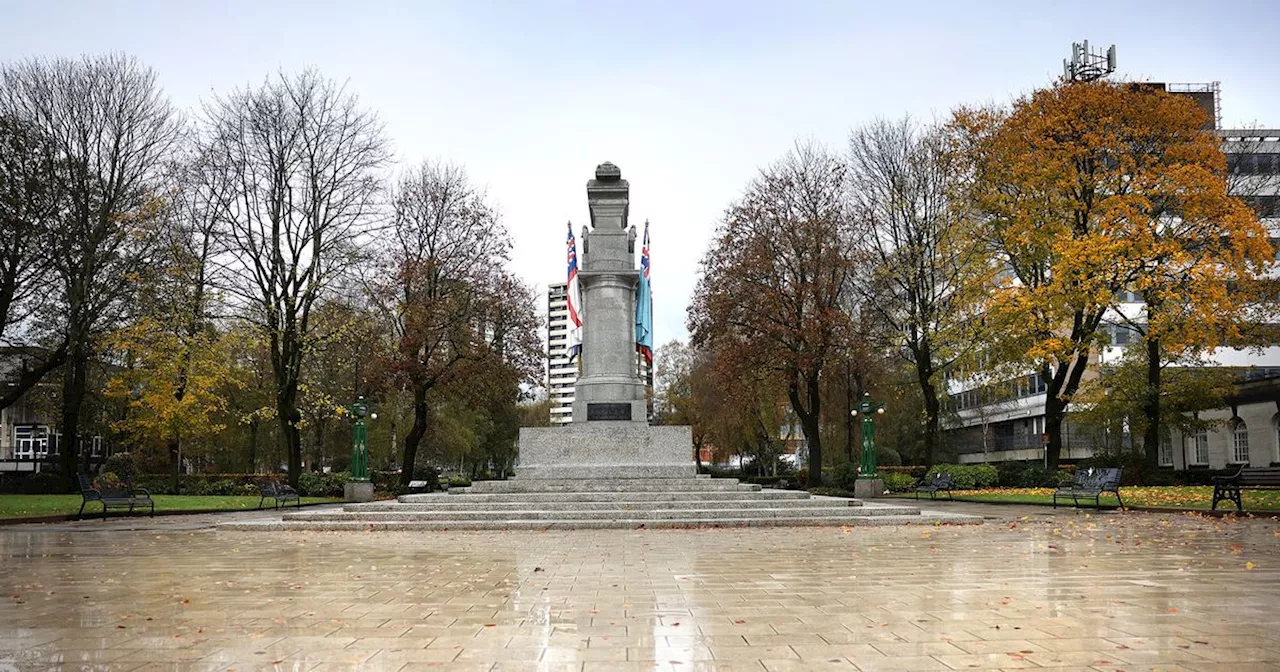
[1,509,1278,670]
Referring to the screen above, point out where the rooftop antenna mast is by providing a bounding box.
[1064,40,1116,82]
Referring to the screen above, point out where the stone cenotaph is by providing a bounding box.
[515,162,694,479]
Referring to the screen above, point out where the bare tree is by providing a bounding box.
[201,70,390,487]
[0,111,65,409]
[847,118,985,467]
[1,54,182,487]
[374,160,512,487]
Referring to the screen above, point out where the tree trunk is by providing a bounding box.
[248,418,258,474]
[916,354,939,468]
[845,365,855,463]
[1043,389,1066,470]
[401,384,428,488]
[1142,334,1162,469]
[312,418,326,472]
[790,371,824,488]
[1042,349,1091,470]
[58,337,89,493]
[168,436,181,493]
[276,388,302,487]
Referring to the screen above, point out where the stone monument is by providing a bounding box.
[516,162,695,479]
[219,161,984,530]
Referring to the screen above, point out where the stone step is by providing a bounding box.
[222,513,977,531]
[283,505,919,522]
[400,490,809,503]
[355,499,857,512]
[460,479,762,493]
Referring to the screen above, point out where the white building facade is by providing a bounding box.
[546,282,577,425]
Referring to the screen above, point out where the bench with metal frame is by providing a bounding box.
[1053,467,1124,509]
[915,472,955,501]
[257,481,300,509]
[1211,465,1280,512]
[77,473,154,519]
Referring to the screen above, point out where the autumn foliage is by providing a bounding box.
[952,79,1270,468]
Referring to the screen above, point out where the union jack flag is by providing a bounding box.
[566,223,583,361]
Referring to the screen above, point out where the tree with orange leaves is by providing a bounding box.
[952,79,1269,469]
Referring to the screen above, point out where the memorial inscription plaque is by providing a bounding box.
[586,403,632,421]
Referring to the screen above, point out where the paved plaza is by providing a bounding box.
[1,504,1278,671]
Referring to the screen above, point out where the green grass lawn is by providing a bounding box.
[886,485,1280,511]
[0,494,342,519]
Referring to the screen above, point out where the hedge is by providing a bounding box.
[923,464,999,489]
[130,472,350,496]
[881,472,918,492]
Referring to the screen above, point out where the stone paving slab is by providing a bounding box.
[1,507,1277,670]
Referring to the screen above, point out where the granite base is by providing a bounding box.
[516,424,695,479]
[344,480,374,503]
[853,478,885,499]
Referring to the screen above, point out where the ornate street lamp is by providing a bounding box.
[850,392,885,481]
[345,396,375,502]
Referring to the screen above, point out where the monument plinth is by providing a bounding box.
[517,162,695,479]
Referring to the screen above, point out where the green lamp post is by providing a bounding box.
[851,392,885,480]
[350,396,370,480]
[346,396,375,502]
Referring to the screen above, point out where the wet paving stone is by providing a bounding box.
[1,506,1277,670]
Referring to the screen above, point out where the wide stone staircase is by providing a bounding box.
[220,476,980,531]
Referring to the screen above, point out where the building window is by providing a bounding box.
[1109,323,1138,346]
[1192,429,1209,465]
[13,425,50,460]
[1231,419,1250,464]
[1159,435,1173,467]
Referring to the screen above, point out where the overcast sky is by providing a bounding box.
[3,0,1278,345]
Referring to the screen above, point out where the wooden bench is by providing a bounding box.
[257,481,300,509]
[78,474,154,519]
[914,472,954,501]
[1053,467,1124,509]
[1212,465,1280,512]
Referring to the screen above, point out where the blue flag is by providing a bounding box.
[635,221,653,365]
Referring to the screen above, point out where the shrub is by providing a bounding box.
[297,471,344,497]
[134,475,173,495]
[412,464,441,490]
[876,447,902,467]
[447,476,471,488]
[23,471,64,495]
[927,464,997,489]
[833,463,860,491]
[973,464,998,488]
[371,470,405,495]
[211,479,243,496]
[882,465,928,478]
[881,472,918,492]
[102,453,138,482]
[1014,465,1061,488]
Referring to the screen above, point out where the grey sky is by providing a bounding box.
[3,0,1278,345]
